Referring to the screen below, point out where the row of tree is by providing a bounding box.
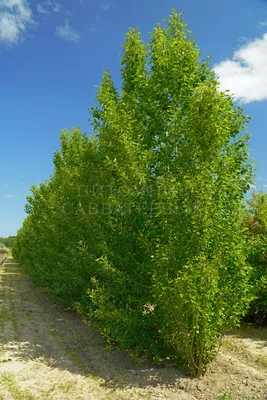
[243,192,267,324]
[13,11,255,377]
[0,236,16,248]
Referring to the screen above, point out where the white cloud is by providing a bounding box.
[53,2,61,12]
[56,19,79,41]
[4,194,13,199]
[213,33,267,104]
[37,1,62,15]
[0,0,35,44]
[100,3,111,11]
[259,21,267,27]
[37,3,50,14]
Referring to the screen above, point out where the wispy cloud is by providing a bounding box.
[56,19,80,42]
[100,3,111,11]
[4,194,13,199]
[214,33,267,104]
[53,2,62,12]
[0,0,35,45]
[37,1,61,15]
[259,20,267,27]
[37,3,50,15]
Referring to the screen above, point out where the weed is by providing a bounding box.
[218,392,233,400]
[1,373,36,400]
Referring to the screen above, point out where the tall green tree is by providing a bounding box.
[87,11,253,376]
[14,11,253,377]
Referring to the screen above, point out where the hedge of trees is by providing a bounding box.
[0,236,16,248]
[0,249,8,265]
[243,192,267,324]
[13,11,254,377]
[0,249,8,254]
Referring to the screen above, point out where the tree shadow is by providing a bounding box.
[227,323,267,347]
[0,261,190,391]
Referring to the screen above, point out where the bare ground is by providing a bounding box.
[0,258,267,400]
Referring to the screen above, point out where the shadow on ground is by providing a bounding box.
[229,323,267,345]
[0,258,187,391]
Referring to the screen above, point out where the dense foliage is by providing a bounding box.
[0,236,16,248]
[0,249,8,254]
[243,192,267,324]
[13,11,253,377]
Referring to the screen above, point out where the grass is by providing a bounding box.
[218,393,232,400]
[256,354,267,368]
[0,263,18,333]
[57,380,78,394]
[1,373,37,400]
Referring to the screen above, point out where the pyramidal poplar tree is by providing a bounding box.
[88,10,253,376]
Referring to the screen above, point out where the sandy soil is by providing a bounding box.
[0,258,267,400]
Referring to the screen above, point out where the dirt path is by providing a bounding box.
[0,258,267,400]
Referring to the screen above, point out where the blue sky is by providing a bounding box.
[1,0,267,236]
